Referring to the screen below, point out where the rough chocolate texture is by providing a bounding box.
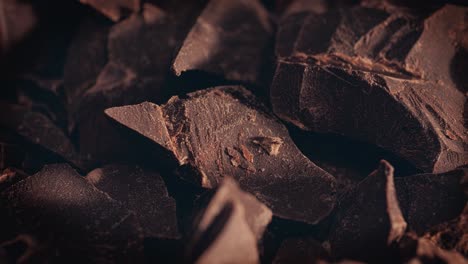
[329,160,407,260]
[106,86,336,224]
[0,164,143,262]
[187,177,272,264]
[86,164,180,239]
[172,0,273,84]
[396,168,467,235]
[271,4,468,173]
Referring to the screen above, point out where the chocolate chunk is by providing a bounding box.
[0,168,28,192]
[106,86,336,224]
[398,232,467,264]
[78,0,140,22]
[0,234,49,263]
[186,177,272,264]
[395,168,467,234]
[0,104,82,169]
[273,237,329,264]
[86,164,180,239]
[172,0,273,84]
[329,160,407,260]
[271,4,468,173]
[0,164,143,262]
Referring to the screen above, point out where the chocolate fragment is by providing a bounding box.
[0,164,143,262]
[329,160,407,260]
[0,104,82,169]
[86,164,180,239]
[187,177,272,264]
[271,4,468,173]
[272,237,329,264]
[172,0,273,84]
[396,168,467,235]
[78,0,140,22]
[106,86,336,224]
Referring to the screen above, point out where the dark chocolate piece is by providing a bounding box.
[186,177,272,264]
[271,4,468,173]
[0,104,82,169]
[106,86,336,224]
[329,160,407,260]
[172,0,273,84]
[395,168,467,235]
[78,0,140,22]
[272,237,329,264]
[86,164,180,239]
[0,234,49,263]
[0,164,143,262]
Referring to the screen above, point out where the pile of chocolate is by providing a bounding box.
[0,0,467,263]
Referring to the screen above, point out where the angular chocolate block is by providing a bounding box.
[271,4,468,173]
[329,160,407,260]
[172,0,273,84]
[273,237,329,264]
[186,177,272,264]
[86,164,180,239]
[106,86,336,224]
[78,0,140,22]
[0,164,143,262]
[396,168,467,234]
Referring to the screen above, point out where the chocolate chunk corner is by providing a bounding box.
[186,177,272,264]
[78,0,141,22]
[86,164,180,239]
[329,160,407,260]
[172,0,273,84]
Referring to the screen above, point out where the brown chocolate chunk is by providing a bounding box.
[86,164,179,239]
[0,104,82,169]
[396,168,467,235]
[0,164,143,262]
[271,4,468,173]
[272,237,329,264]
[186,177,272,264]
[78,0,140,22]
[106,86,336,224]
[329,160,407,260]
[172,0,273,84]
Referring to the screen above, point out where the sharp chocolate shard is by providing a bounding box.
[329,160,407,260]
[271,4,468,173]
[78,0,140,22]
[186,177,272,264]
[272,237,329,264]
[172,0,273,84]
[86,164,180,239]
[106,86,336,224]
[0,164,143,262]
[395,167,467,234]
